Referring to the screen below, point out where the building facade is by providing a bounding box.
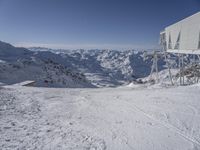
[160,12,200,54]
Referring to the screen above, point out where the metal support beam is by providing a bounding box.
[150,51,159,83]
[164,52,174,85]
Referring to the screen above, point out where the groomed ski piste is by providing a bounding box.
[1,82,200,150]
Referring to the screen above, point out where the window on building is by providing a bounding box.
[168,33,172,49]
[160,32,167,50]
[174,31,181,49]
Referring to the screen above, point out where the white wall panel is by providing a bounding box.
[163,12,200,54]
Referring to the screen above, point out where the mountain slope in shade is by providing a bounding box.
[0,41,33,61]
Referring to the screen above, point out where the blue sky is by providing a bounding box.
[0,0,199,50]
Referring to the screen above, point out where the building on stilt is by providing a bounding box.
[160,12,200,85]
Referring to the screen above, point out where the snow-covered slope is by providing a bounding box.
[0,84,200,149]
[0,59,94,88]
[0,41,94,88]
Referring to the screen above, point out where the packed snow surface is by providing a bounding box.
[1,84,200,150]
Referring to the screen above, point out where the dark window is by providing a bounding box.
[174,31,181,49]
[168,33,172,49]
[160,32,167,50]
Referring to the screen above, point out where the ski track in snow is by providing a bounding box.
[125,100,200,147]
[0,85,200,150]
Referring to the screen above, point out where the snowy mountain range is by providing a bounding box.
[29,47,166,86]
[0,41,94,88]
[0,41,166,87]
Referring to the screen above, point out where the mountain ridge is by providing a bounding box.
[0,41,166,87]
